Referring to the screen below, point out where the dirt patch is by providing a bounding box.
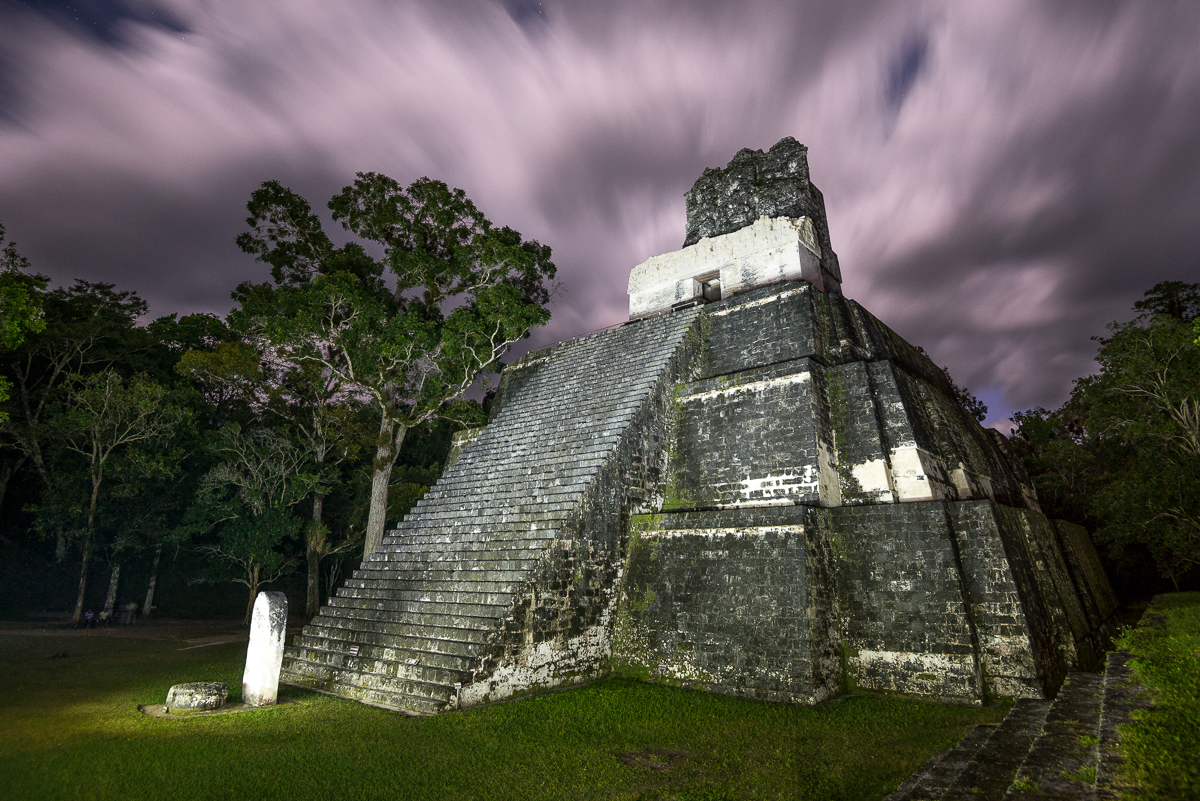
[0,619,303,644]
[179,634,248,650]
[138,697,297,719]
[615,749,690,774]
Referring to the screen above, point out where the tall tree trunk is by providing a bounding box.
[72,476,102,623]
[102,562,121,619]
[0,454,26,518]
[325,557,344,606]
[363,417,407,561]
[244,564,261,626]
[21,425,67,561]
[71,543,92,625]
[142,543,162,618]
[306,492,325,618]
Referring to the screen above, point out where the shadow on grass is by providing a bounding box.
[0,623,1010,800]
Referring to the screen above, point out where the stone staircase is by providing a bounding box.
[279,309,699,714]
[886,652,1152,801]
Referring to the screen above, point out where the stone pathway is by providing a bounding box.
[885,653,1151,800]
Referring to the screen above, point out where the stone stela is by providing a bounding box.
[279,138,1118,715]
[243,591,288,707]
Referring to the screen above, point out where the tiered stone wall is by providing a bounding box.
[612,279,1115,705]
[613,505,841,704]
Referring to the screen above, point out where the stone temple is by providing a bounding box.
[281,137,1117,713]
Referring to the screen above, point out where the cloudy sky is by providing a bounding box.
[1,0,1198,426]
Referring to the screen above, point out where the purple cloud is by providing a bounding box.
[1,0,1198,425]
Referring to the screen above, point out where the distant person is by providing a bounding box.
[82,610,95,628]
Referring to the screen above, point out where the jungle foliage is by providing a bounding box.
[1012,281,1200,594]
[0,170,552,622]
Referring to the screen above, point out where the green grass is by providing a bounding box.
[0,625,1010,800]
[1115,591,1200,800]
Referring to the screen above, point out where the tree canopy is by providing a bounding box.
[232,173,556,558]
[1013,280,1200,592]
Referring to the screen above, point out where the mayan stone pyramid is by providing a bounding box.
[280,137,1117,714]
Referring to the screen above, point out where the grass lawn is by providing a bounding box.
[1116,591,1200,800]
[0,621,1010,801]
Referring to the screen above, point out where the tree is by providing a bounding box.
[1015,281,1200,592]
[188,424,315,623]
[1010,404,1097,525]
[0,222,47,423]
[1134,280,1200,322]
[233,173,556,560]
[34,369,184,623]
[1083,311,1200,588]
[1,281,149,558]
[179,339,365,616]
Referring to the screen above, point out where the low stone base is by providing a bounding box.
[165,681,227,713]
[140,697,294,719]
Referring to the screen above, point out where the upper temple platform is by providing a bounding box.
[628,137,843,319]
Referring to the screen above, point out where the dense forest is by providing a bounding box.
[1010,281,1200,598]
[1,187,1196,623]
[0,172,556,625]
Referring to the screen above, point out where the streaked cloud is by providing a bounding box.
[1,0,1197,424]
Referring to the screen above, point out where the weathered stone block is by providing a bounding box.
[612,508,840,704]
[682,137,840,291]
[165,682,227,713]
[243,591,287,707]
[628,217,828,318]
[830,503,983,701]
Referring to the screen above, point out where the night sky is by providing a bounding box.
[1,0,1198,427]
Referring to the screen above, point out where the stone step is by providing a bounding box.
[401,503,580,522]
[432,453,615,476]
[1004,672,1103,800]
[379,531,561,548]
[350,566,536,585]
[286,642,474,690]
[364,553,546,571]
[302,621,488,657]
[280,664,449,715]
[421,452,612,476]
[343,576,521,596]
[317,606,498,636]
[1095,652,1153,801]
[940,699,1052,801]
[885,724,999,800]
[290,637,477,681]
[399,498,565,514]
[373,540,552,557]
[333,585,517,606]
[326,595,507,621]
[309,618,496,647]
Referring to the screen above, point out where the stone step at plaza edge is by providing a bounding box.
[885,641,1153,801]
[281,136,1120,715]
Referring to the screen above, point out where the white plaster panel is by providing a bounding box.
[628,217,823,319]
[889,445,953,502]
[850,458,897,503]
